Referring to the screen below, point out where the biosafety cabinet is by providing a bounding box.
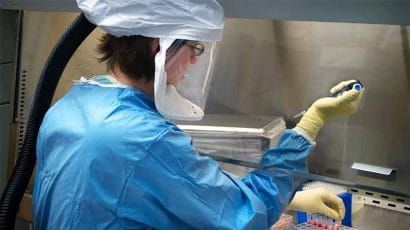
[0,0,410,229]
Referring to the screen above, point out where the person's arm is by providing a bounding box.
[282,80,364,219]
[249,80,364,222]
[297,80,365,139]
[242,129,313,224]
[117,128,312,229]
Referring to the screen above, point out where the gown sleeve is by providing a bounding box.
[118,128,313,229]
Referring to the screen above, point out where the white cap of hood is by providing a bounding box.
[76,0,224,41]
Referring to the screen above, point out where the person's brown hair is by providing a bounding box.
[97,33,156,82]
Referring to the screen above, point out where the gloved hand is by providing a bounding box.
[287,188,346,220]
[296,80,364,138]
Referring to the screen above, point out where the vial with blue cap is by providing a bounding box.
[331,80,363,97]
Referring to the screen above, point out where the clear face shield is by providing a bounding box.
[154,38,217,121]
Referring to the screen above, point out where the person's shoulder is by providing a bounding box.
[141,113,190,142]
[146,119,194,152]
[115,110,189,146]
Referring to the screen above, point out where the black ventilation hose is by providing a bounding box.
[0,13,95,229]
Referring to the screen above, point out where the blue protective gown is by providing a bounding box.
[33,76,314,229]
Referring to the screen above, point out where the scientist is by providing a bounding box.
[32,0,364,229]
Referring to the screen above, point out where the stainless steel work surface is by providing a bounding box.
[176,114,282,130]
[352,206,410,230]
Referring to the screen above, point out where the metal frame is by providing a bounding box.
[349,187,410,214]
[0,0,410,25]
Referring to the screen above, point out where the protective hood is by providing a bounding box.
[76,0,225,120]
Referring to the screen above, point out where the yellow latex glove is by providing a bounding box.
[297,80,364,138]
[288,188,346,220]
